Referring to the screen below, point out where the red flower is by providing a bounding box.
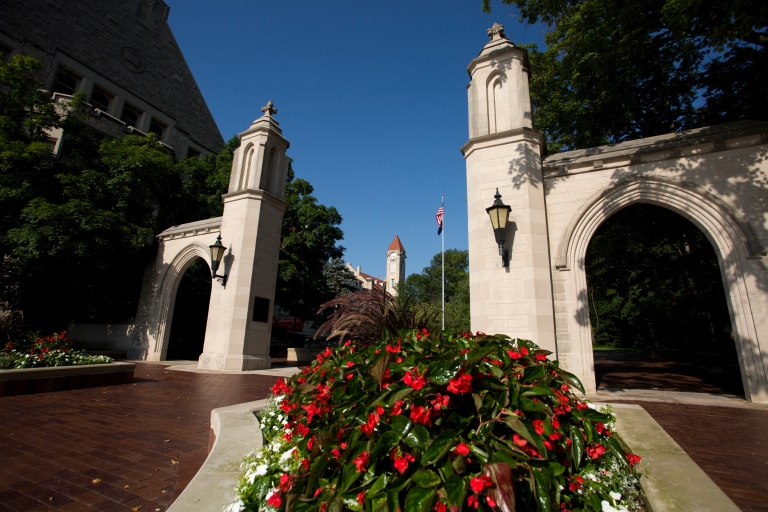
[435,502,447,512]
[386,344,401,353]
[455,442,470,456]
[576,402,589,411]
[271,378,292,396]
[585,443,606,460]
[520,347,529,355]
[403,368,426,390]
[307,435,316,450]
[513,434,527,447]
[467,495,479,509]
[346,374,354,380]
[376,405,385,416]
[532,419,545,435]
[330,448,341,459]
[347,361,355,368]
[279,473,293,492]
[410,405,431,426]
[300,458,309,470]
[551,416,560,429]
[431,393,450,411]
[352,451,369,472]
[568,475,584,491]
[486,496,497,508]
[295,423,309,437]
[357,491,365,505]
[391,400,404,416]
[360,412,380,437]
[266,491,282,508]
[390,448,415,474]
[447,371,473,394]
[627,453,642,468]
[535,354,547,362]
[469,475,493,494]
[507,350,522,360]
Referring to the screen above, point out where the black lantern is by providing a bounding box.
[486,188,511,267]
[209,233,228,285]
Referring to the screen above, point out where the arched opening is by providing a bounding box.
[585,203,743,395]
[166,258,212,361]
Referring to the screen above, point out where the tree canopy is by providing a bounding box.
[482,0,768,151]
[398,249,470,330]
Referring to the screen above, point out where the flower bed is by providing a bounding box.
[1,331,113,369]
[228,330,644,512]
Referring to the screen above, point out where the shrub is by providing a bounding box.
[229,330,643,512]
[0,331,112,369]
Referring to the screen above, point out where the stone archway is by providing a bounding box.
[553,177,768,402]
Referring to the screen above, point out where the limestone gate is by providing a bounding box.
[463,24,768,403]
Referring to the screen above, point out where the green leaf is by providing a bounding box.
[557,370,585,394]
[370,431,402,460]
[451,454,467,475]
[523,365,546,383]
[404,487,436,512]
[368,474,388,498]
[411,469,441,487]
[548,462,566,477]
[387,386,415,406]
[571,428,584,470]
[387,491,399,512]
[427,360,462,385]
[390,415,413,437]
[532,469,552,512]
[504,416,537,447]
[404,424,429,449]
[304,453,329,497]
[423,430,457,465]
[328,498,344,512]
[444,476,467,506]
[340,461,364,493]
[464,348,494,369]
[472,393,483,412]
[520,386,556,398]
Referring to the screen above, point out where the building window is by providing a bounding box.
[135,0,155,23]
[187,147,201,159]
[90,89,111,111]
[391,279,395,288]
[149,119,166,138]
[121,105,141,128]
[52,69,79,95]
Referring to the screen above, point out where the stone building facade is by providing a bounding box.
[0,0,224,160]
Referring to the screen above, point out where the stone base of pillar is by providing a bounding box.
[198,353,271,371]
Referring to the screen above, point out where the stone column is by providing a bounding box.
[462,24,557,353]
[198,102,290,371]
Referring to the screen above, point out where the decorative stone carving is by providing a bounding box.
[487,22,506,41]
[261,100,277,117]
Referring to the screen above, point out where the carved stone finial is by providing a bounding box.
[487,22,506,41]
[261,100,277,117]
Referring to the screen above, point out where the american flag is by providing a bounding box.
[435,203,444,235]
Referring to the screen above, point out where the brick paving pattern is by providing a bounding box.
[0,363,280,512]
[1,359,766,511]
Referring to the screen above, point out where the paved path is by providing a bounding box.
[1,360,767,511]
[0,363,282,512]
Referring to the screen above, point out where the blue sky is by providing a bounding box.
[168,0,547,279]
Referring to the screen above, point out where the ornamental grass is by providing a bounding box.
[229,330,644,512]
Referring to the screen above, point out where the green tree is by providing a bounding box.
[585,204,733,353]
[482,0,768,151]
[398,249,470,330]
[276,162,345,321]
[322,258,359,299]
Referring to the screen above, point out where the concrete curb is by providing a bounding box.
[607,403,741,512]
[168,399,268,512]
[0,362,135,381]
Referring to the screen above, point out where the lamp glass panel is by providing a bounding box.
[497,207,509,230]
[487,207,502,230]
[210,244,226,262]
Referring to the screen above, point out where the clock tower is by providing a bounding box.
[386,235,406,296]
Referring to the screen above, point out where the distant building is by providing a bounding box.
[0,0,224,160]
[346,235,406,295]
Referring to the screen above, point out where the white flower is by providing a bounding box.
[277,414,284,421]
[282,420,288,425]
[255,464,269,476]
[609,491,622,501]
[601,501,619,512]
[280,448,296,463]
[224,500,246,512]
[275,395,285,402]
[271,442,281,452]
[269,411,275,416]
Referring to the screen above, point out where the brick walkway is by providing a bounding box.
[0,363,281,512]
[1,361,767,511]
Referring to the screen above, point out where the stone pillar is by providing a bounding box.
[198,102,290,371]
[461,24,557,353]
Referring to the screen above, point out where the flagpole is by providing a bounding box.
[441,194,445,331]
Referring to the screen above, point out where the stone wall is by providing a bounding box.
[0,0,224,159]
